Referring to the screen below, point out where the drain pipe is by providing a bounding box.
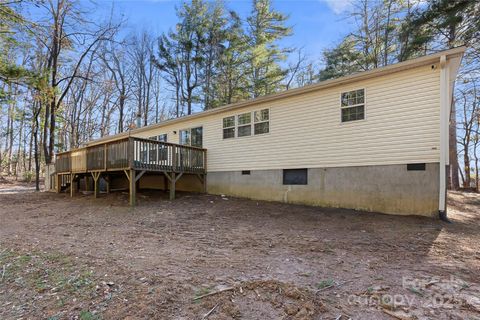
[438,55,450,223]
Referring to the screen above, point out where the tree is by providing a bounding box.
[37,0,118,162]
[130,31,158,126]
[319,0,410,80]
[210,10,249,107]
[319,37,362,81]
[245,0,292,98]
[405,0,480,190]
[456,83,478,188]
[99,39,131,133]
[201,2,228,110]
[0,0,29,95]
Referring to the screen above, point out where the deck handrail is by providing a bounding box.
[54,136,207,174]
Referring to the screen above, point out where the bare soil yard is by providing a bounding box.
[0,180,479,320]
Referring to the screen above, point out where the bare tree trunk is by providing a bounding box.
[475,146,479,191]
[449,102,460,190]
[463,149,471,188]
[33,101,42,191]
[459,165,465,187]
[28,119,33,172]
[7,84,17,176]
[15,109,25,179]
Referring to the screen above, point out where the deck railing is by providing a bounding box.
[55,137,207,174]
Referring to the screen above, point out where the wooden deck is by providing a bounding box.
[54,136,207,205]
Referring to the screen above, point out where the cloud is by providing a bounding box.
[320,0,352,14]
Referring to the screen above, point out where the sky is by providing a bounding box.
[93,0,357,62]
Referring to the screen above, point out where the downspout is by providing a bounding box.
[439,55,450,222]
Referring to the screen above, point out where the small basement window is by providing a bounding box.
[407,163,426,171]
[341,89,365,122]
[241,170,251,175]
[283,169,308,185]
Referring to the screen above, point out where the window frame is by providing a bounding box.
[147,136,158,163]
[157,134,168,142]
[145,134,168,163]
[179,128,191,146]
[253,108,270,136]
[283,168,308,185]
[179,126,203,148]
[190,126,203,148]
[222,108,271,140]
[237,112,252,138]
[223,116,236,139]
[339,88,366,124]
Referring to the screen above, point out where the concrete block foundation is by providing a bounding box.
[206,163,440,217]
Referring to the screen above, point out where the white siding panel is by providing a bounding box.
[134,65,441,171]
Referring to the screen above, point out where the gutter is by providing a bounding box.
[437,49,466,221]
[438,55,450,222]
[85,46,467,147]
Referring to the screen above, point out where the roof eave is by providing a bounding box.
[85,46,466,147]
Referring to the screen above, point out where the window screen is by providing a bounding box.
[191,127,203,147]
[237,112,252,137]
[223,116,235,139]
[341,89,365,122]
[254,109,269,135]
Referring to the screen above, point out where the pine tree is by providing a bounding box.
[319,37,363,81]
[212,10,250,107]
[245,0,292,98]
[404,0,480,190]
[0,1,29,100]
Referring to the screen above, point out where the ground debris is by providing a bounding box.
[0,182,479,319]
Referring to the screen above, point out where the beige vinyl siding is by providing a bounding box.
[134,64,441,172]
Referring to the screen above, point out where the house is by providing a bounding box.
[52,47,465,218]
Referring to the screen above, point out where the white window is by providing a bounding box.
[179,129,190,145]
[237,112,252,137]
[147,134,167,142]
[147,136,158,162]
[191,127,203,147]
[180,127,203,147]
[223,109,269,139]
[254,109,269,135]
[158,134,167,142]
[341,89,365,122]
[146,135,167,162]
[223,116,235,139]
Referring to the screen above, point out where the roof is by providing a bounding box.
[85,46,466,147]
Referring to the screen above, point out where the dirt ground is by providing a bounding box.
[0,178,479,320]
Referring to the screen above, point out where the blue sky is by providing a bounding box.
[95,0,356,61]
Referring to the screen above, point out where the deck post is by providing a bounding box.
[203,150,207,193]
[129,169,136,206]
[128,137,134,169]
[92,172,100,198]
